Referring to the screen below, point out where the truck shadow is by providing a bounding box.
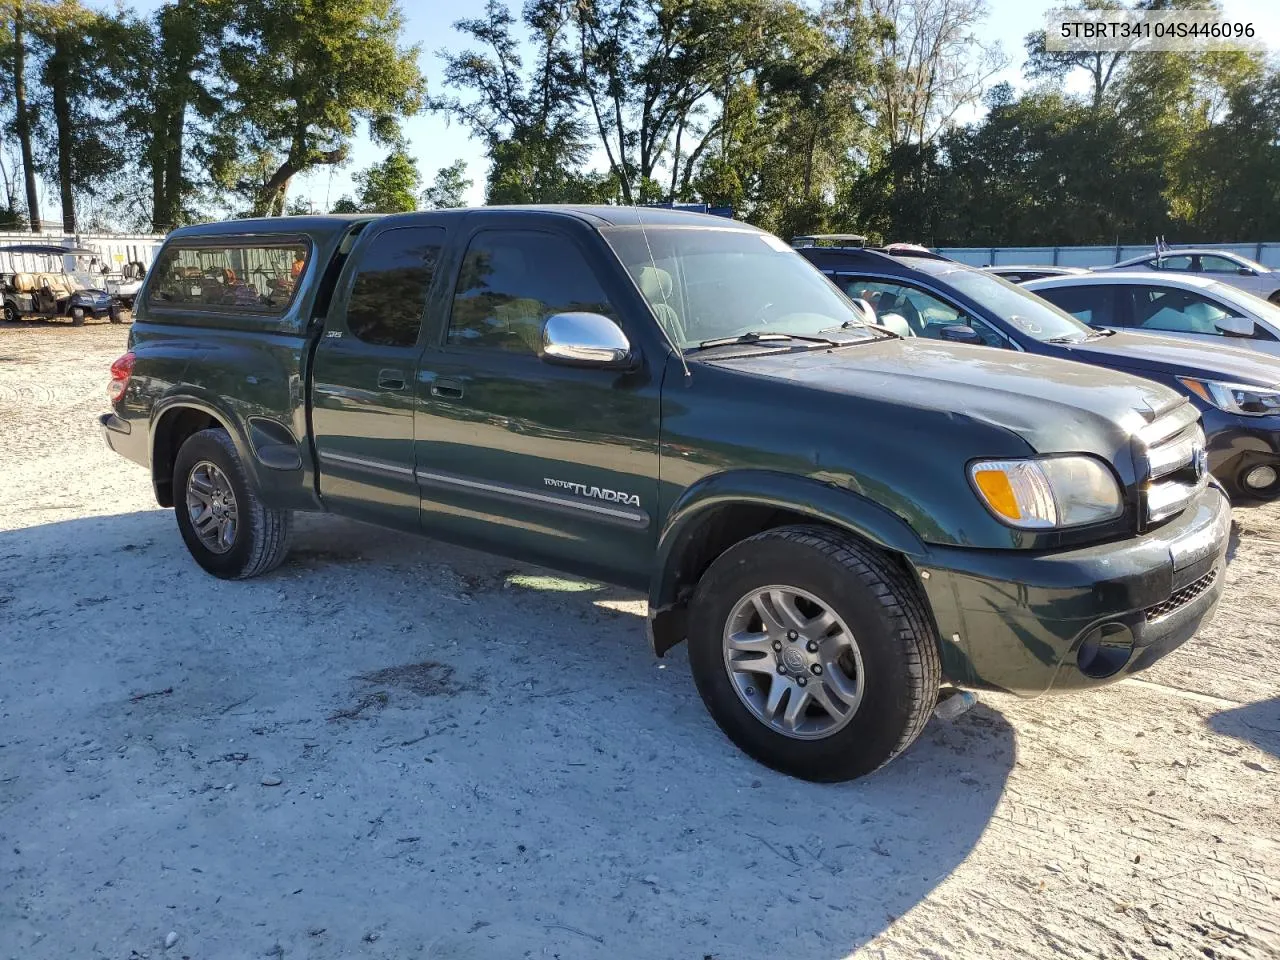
[1208,697,1280,761]
[0,510,1015,959]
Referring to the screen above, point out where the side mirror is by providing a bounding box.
[540,312,633,368]
[938,323,985,345]
[1213,315,1256,338]
[1237,266,1254,276]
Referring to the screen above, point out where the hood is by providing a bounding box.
[1059,330,1280,386]
[706,337,1184,455]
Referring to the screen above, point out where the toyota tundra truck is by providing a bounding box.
[99,207,1230,782]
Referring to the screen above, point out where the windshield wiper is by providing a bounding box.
[688,331,841,352]
[1044,334,1088,344]
[1086,328,1117,340]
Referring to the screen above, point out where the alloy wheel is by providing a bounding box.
[722,585,865,740]
[185,460,239,554]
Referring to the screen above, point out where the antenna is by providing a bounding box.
[633,197,691,381]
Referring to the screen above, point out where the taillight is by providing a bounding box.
[108,352,135,404]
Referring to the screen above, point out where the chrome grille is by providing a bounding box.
[1144,568,1217,622]
[1139,404,1206,526]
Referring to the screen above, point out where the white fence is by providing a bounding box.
[935,242,1280,269]
[0,232,165,276]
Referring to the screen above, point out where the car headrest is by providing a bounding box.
[877,312,915,338]
[637,266,673,302]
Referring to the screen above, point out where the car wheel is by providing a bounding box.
[687,525,941,782]
[69,306,86,325]
[109,305,124,324]
[1269,291,1280,306]
[173,428,292,579]
[2,302,17,324]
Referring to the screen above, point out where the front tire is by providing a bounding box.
[69,306,86,325]
[173,428,292,579]
[687,525,941,782]
[2,302,17,323]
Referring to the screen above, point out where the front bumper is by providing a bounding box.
[918,485,1231,696]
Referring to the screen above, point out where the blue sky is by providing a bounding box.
[75,0,1280,218]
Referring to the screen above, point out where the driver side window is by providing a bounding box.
[1124,285,1233,336]
[1200,255,1246,275]
[835,277,1009,347]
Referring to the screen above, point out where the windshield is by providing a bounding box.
[1206,281,1280,327]
[942,268,1095,343]
[603,226,875,349]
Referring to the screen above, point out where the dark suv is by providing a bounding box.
[798,243,1280,500]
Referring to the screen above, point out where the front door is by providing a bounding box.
[413,225,662,588]
[312,224,445,527]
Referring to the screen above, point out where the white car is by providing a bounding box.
[982,265,1090,284]
[1024,271,1280,357]
[1097,248,1280,303]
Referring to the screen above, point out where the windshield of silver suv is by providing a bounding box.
[604,225,876,349]
[942,267,1096,343]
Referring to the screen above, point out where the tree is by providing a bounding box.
[124,0,228,231]
[1023,0,1129,110]
[421,159,472,209]
[866,0,1005,151]
[213,0,425,216]
[353,147,420,213]
[433,0,604,204]
[574,0,788,203]
[3,0,42,229]
[25,0,137,233]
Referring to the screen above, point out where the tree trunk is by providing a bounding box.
[13,1,41,232]
[50,30,77,233]
[254,145,345,216]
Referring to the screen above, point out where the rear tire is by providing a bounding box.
[687,525,940,782]
[173,428,292,579]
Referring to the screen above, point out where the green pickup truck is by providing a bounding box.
[100,207,1230,781]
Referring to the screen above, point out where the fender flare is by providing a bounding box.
[149,394,262,505]
[647,470,932,656]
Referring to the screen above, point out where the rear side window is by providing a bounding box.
[345,226,444,347]
[447,231,617,353]
[148,241,309,314]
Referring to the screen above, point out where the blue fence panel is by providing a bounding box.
[936,242,1280,269]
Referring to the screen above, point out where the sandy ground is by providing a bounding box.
[0,321,1277,960]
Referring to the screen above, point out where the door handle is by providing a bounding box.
[377,369,406,390]
[430,377,465,400]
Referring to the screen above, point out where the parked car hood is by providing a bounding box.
[707,337,1183,455]
[1059,330,1280,386]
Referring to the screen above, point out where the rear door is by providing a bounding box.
[312,223,445,527]
[412,222,662,588]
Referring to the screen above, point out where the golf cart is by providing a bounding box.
[0,244,122,325]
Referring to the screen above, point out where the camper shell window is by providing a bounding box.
[147,239,310,314]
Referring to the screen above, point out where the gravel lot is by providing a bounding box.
[1,321,1278,960]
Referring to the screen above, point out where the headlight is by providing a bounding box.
[970,456,1123,529]
[1179,377,1280,417]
